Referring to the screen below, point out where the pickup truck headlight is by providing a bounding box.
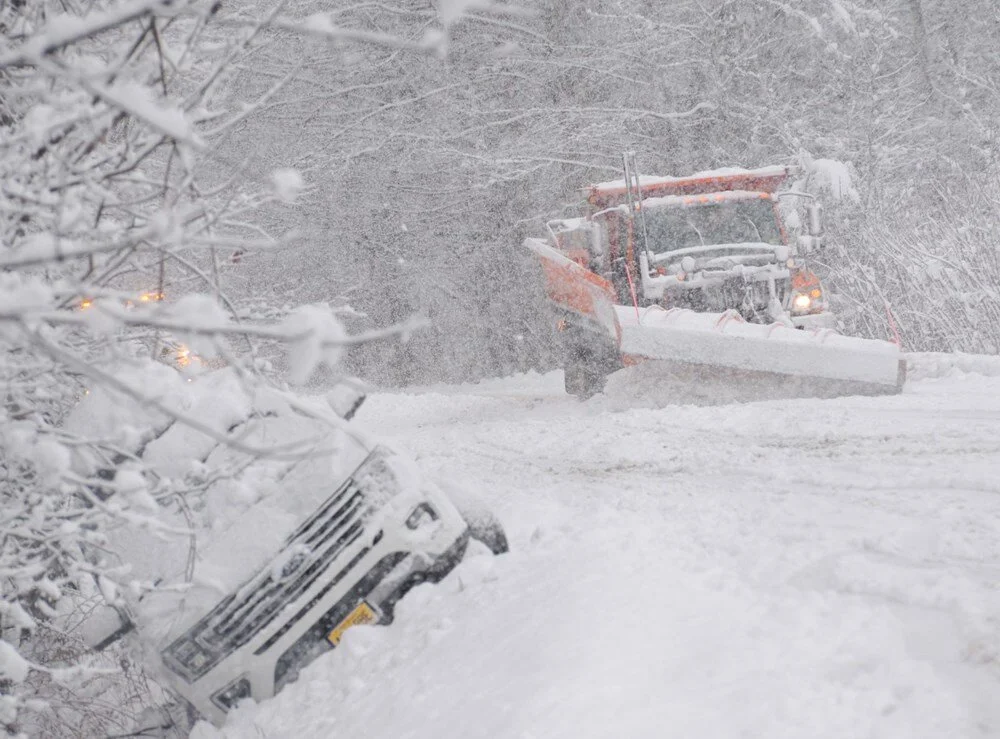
[353,447,401,508]
[211,677,252,712]
[163,636,219,681]
[405,502,439,530]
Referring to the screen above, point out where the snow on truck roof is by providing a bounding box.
[588,165,795,207]
[631,190,775,211]
[592,165,792,191]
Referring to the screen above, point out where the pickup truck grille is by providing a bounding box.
[163,466,379,681]
[202,483,368,652]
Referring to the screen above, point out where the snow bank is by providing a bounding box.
[906,352,1000,381]
[405,369,565,398]
[194,369,1000,738]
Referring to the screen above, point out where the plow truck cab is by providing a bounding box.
[582,165,833,329]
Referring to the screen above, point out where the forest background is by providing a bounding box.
[233,0,1000,385]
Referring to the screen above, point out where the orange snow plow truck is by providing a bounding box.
[526,159,906,399]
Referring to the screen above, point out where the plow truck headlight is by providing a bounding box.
[790,268,825,315]
[790,283,825,315]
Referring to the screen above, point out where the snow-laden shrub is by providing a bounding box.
[0,1,454,733]
[831,172,1000,354]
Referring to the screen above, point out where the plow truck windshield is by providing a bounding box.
[642,197,783,254]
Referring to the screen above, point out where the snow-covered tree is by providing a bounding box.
[0,0,462,733]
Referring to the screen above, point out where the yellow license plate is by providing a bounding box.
[327,602,379,645]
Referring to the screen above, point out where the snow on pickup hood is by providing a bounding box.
[64,364,374,644]
[134,410,373,645]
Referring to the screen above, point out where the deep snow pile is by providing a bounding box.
[194,363,1000,739]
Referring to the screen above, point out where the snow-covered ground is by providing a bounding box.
[195,362,1000,739]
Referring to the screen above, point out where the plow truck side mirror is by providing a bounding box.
[807,202,824,237]
[800,202,824,251]
[797,234,821,254]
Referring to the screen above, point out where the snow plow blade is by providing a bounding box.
[617,306,906,399]
[524,237,905,400]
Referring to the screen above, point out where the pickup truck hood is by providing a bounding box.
[65,366,373,644]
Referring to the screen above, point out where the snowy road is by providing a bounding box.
[199,362,1000,739]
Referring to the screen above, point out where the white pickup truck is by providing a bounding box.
[67,365,505,726]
